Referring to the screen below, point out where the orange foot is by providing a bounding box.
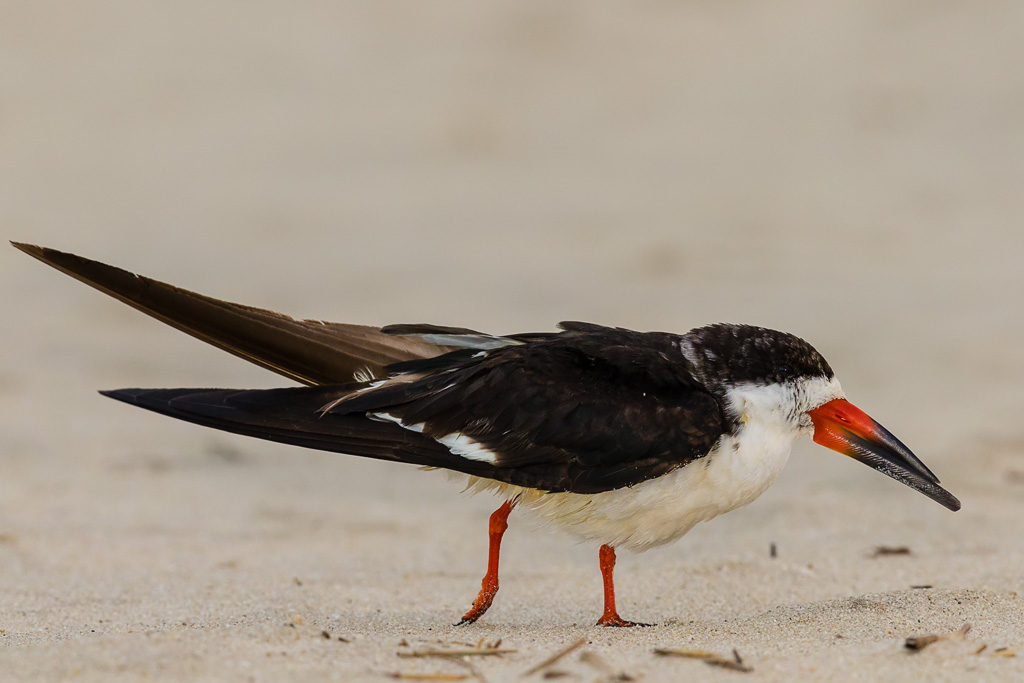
[455,583,497,626]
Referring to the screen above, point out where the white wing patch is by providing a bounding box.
[370,412,498,464]
[436,432,498,464]
[370,412,425,432]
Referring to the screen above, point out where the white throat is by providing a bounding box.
[722,375,845,435]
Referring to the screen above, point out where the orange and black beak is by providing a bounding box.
[807,399,960,511]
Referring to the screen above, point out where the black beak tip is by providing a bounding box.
[919,480,960,512]
[903,474,960,512]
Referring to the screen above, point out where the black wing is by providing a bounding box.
[328,325,725,493]
[12,243,455,385]
[101,325,725,494]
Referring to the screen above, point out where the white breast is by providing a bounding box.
[458,376,844,553]
[527,419,800,551]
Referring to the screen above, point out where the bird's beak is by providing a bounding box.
[807,399,960,511]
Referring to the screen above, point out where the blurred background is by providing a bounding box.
[1,1,1023,675]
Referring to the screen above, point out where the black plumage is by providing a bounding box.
[10,242,832,496]
[332,324,726,492]
[104,323,726,494]
[681,322,835,388]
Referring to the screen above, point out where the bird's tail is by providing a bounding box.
[11,242,454,386]
[100,385,501,477]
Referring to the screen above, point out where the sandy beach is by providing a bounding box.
[2,2,1023,680]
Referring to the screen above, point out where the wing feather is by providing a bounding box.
[12,243,454,385]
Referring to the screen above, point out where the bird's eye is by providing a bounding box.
[777,364,794,377]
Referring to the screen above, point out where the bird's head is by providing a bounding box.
[681,324,960,511]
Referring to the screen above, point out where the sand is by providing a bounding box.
[2,1,1023,681]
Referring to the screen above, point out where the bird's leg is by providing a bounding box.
[596,544,650,627]
[457,499,515,625]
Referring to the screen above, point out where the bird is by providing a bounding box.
[13,242,960,627]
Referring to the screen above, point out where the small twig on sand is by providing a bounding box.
[872,546,911,557]
[653,647,753,673]
[398,648,516,659]
[905,622,971,651]
[395,640,503,682]
[964,644,1016,658]
[521,637,587,677]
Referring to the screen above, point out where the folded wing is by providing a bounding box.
[326,326,725,492]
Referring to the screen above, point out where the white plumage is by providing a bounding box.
[450,376,845,551]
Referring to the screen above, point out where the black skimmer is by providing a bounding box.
[13,243,960,627]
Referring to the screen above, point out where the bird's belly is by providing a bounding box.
[476,421,799,552]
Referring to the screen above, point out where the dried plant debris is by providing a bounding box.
[910,585,933,590]
[398,644,515,659]
[521,638,587,677]
[320,629,349,643]
[653,647,752,673]
[769,542,777,558]
[392,642,498,683]
[972,644,1016,658]
[872,546,911,557]
[905,622,971,651]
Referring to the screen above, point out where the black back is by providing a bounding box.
[326,324,725,493]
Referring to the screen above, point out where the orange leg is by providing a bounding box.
[596,544,650,627]
[457,499,515,625]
